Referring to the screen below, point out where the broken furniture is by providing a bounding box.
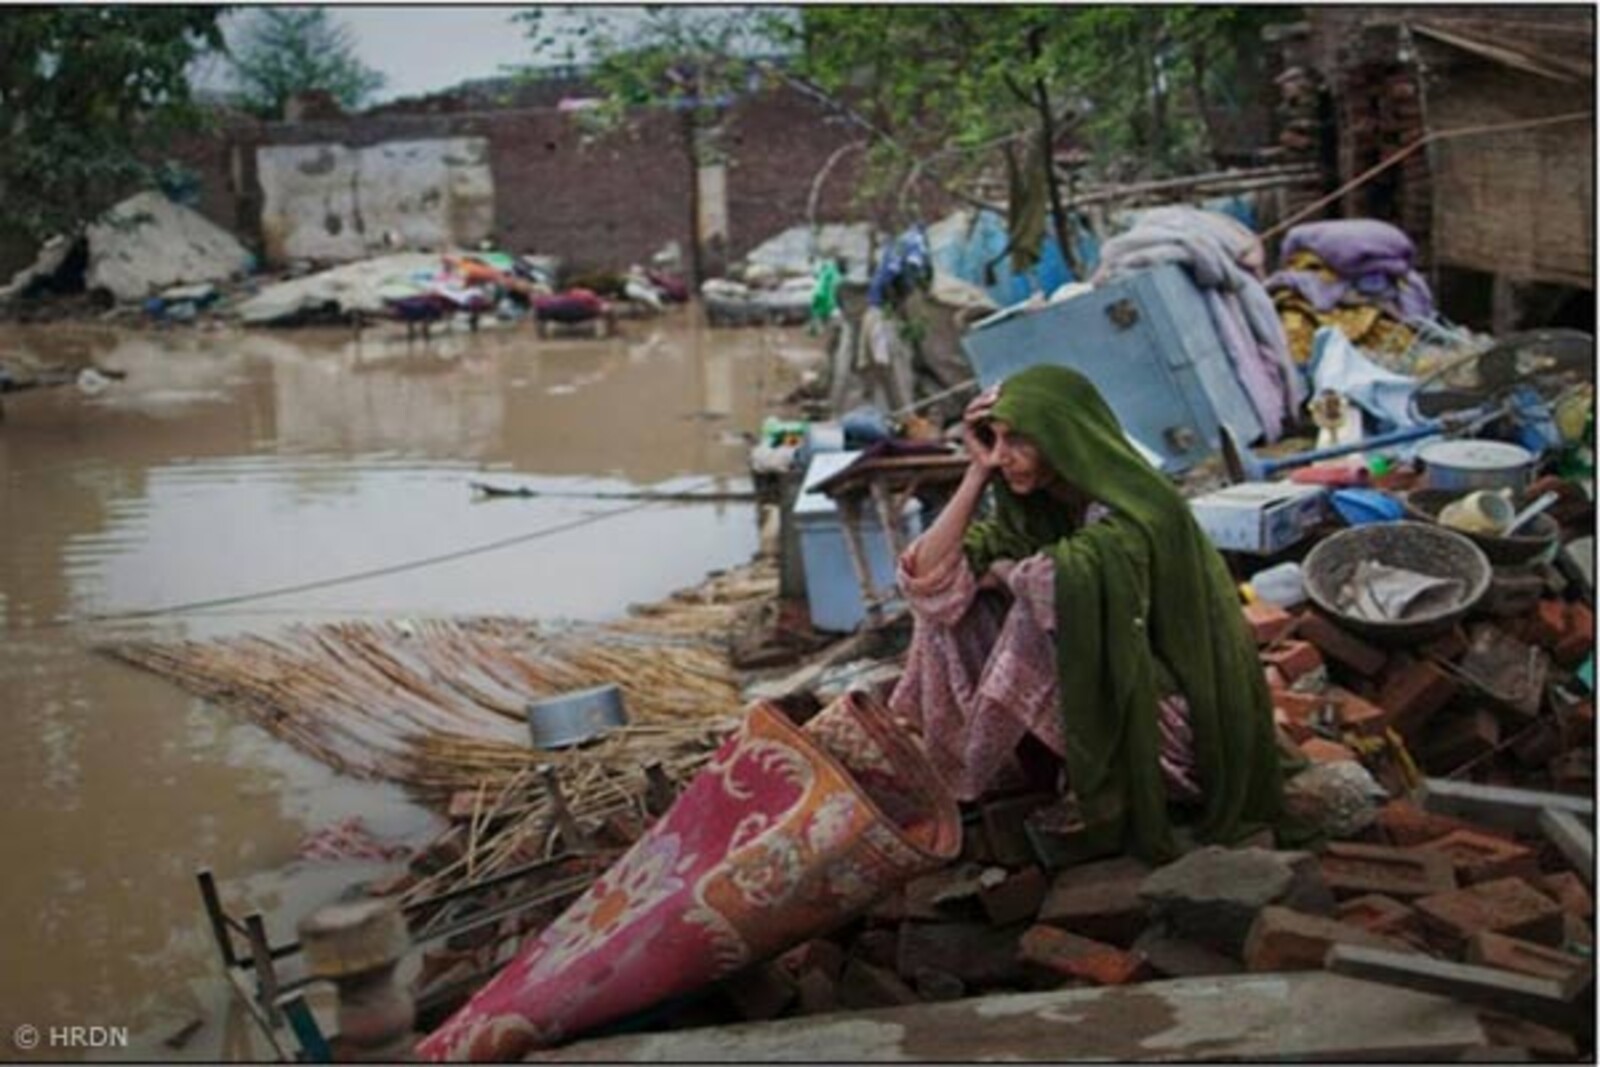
[804,450,969,630]
[195,854,598,1061]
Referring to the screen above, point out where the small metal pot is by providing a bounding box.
[1418,439,1535,493]
[526,684,627,749]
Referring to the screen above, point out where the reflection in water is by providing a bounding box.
[0,312,790,1060]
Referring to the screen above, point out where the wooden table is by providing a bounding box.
[812,451,971,628]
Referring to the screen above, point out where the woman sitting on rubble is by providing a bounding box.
[889,364,1285,863]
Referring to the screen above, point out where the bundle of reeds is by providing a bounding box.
[99,560,777,792]
[398,718,736,906]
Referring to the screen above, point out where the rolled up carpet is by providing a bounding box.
[416,691,960,1061]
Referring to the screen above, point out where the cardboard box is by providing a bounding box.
[1189,482,1326,555]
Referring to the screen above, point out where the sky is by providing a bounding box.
[209,5,796,104]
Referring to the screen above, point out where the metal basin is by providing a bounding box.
[1402,488,1561,566]
[1417,439,1535,493]
[527,684,627,749]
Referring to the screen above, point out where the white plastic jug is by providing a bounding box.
[1437,489,1513,536]
[1250,561,1307,608]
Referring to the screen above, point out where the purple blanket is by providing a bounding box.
[1268,219,1435,322]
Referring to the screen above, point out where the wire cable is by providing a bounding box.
[59,474,728,626]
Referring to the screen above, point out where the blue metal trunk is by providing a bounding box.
[959,264,1264,473]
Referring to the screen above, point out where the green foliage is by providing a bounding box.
[514,7,794,150]
[228,7,385,119]
[0,7,227,241]
[509,5,1296,258]
[789,5,1296,185]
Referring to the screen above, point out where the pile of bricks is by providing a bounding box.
[664,580,1595,1053]
[677,775,1590,1057]
[1249,587,1593,798]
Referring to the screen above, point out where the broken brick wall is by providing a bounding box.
[1304,5,1594,293]
[157,86,888,277]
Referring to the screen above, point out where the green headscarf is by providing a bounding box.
[963,365,1283,863]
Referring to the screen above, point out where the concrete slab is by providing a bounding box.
[1419,778,1594,836]
[533,972,1489,1062]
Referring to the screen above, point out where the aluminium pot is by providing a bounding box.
[1417,439,1535,493]
[526,684,627,749]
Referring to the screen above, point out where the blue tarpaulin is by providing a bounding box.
[924,196,1256,308]
[926,209,1097,306]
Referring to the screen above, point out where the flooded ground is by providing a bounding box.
[0,311,808,1060]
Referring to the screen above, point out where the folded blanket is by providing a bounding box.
[1268,219,1435,323]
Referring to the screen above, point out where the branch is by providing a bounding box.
[806,139,867,230]
[764,63,1004,216]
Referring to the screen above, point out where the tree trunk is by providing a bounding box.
[1027,28,1083,280]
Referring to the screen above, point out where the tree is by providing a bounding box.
[0,8,227,242]
[781,7,1295,270]
[514,7,1295,279]
[228,7,385,119]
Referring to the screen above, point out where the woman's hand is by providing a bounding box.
[962,385,1002,470]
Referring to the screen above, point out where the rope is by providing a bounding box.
[1260,110,1592,242]
[56,475,727,627]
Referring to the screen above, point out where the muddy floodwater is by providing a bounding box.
[0,311,807,1060]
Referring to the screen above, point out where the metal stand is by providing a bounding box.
[196,852,602,1061]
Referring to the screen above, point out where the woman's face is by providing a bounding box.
[988,420,1055,496]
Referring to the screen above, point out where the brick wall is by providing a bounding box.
[163,85,906,278]
[722,89,868,262]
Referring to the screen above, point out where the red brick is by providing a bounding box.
[1377,656,1461,741]
[979,865,1048,928]
[1508,716,1564,768]
[1465,931,1590,985]
[1415,829,1539,886]
[1242,905,1414,972]
[1555,602,1594,667]
[1419,625,1470,663]
[1036,856,1151,946]
[1415,877,1566,952]
[1261,640,1324,684]
[1274,706,1312,744]
[1556,695,1595,748]
[1417,708,1499,776]
[980,793,1053,867]
[1018,925,1152,986]
[896,922,1028,988]
[1330,687,1387,736]
[1374,800,1478,847]
[1479,1013,1579,1059]
[1300,737,1357,763]
[794,969,839,1014]
[723,961,798,1020]
[1550,749,1595,795]
[1532,599,1570,649]
[1539,872,1594,920]
[836,958,919,1010]
[777,939,846,982]
[1337,893,1420,937]
[1244,601,1295,646]
[1298,613,1390,677]
[1319,842,1458,900]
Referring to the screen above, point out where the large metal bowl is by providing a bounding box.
[526,684,627,749]
[1302,522,1492,644]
